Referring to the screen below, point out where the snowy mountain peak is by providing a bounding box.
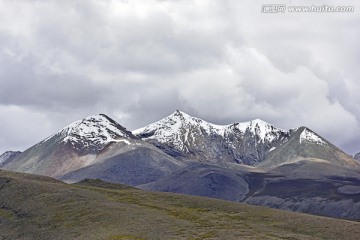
[251,118,268,124]
[133,111,289,143]
[133,111,227,153]
[168,110,200,123]
[133,111,291,162]
[251,119,283,141]
[57,114,135,152]
[248,119,280,130]
[134,111,208,134]
[173,109,185,116]
[231,119,286,143]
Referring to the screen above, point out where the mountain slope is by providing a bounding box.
[259,127,360,170]
[242,172,360,220]
[60,146,185,185]
[3,114,135,176]
[133,110,290,165]
[140,163,250,201]
[0,151,21,167]
[140,162,360,220]
[1,169,360,240]
[135,112,360,220]
[2,114,184,185]
[355,152,360,161]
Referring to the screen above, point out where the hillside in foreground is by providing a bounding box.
[0,170,359,240]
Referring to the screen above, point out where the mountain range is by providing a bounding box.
[134,110,357,170]
[2,110,360,220]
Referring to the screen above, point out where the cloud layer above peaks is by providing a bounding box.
[0,0,360,154]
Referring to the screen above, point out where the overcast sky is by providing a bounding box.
[0,0,360,154]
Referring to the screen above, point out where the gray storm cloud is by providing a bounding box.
[0,0,360,154]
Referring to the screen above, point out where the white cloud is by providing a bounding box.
[0,105,53,151]
[0,0,360,154]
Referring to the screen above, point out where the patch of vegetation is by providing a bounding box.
[0,208,15,220]
[108,235,145,240]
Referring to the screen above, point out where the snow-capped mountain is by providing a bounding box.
[134,110,359,169]
[133,110,226,152]
[2,114,184,183]
[134,111,360,220]
[133,110,290,165]
[0,151,21,166]
[259,126,359,170]
[41,114,136,154]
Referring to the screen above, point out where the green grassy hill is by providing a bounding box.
[0,170,359,240]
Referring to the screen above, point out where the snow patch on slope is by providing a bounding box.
[269,147,276,152]
[112,139,131,145]
[299,128,326,146]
